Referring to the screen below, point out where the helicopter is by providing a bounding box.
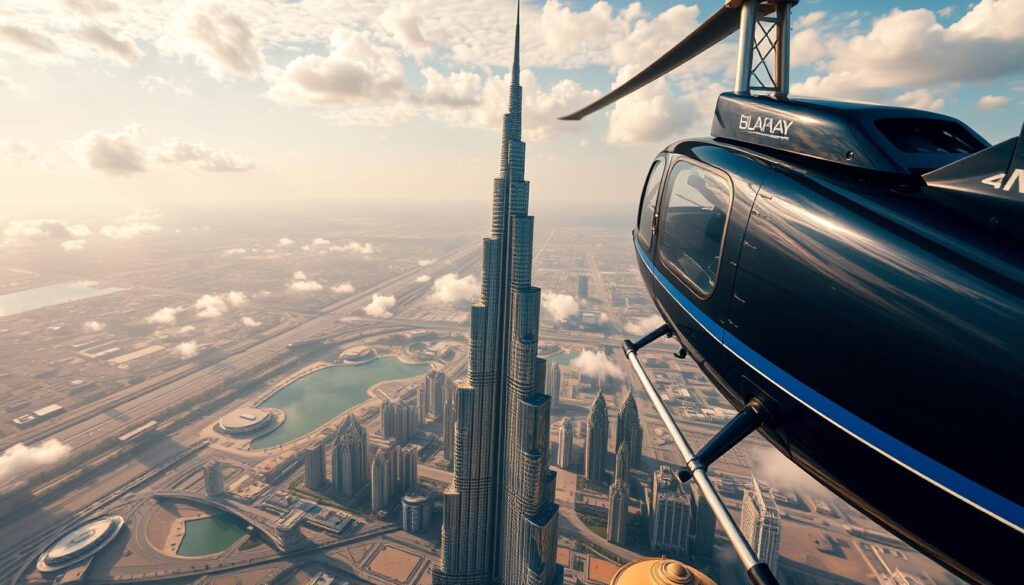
[561,1,1023,584]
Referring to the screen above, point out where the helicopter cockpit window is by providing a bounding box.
[658,160,732,297]
[637,158,665,249]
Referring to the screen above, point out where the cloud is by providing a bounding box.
[624,314,664,337]
[335,241,375,254]
[61,0,120,15]
[0,25,59,55]
[140,75,192,96]
[570,350,624,381]
[0,140,40,165]
[69,124,147,175]
[977,94,1009,110]
[363,293,396,317]
[266,30,404,106]
[146,306,182,325]
[415,274,430,283]
[167,0,263,80]
[194,291,246,318]
[2,218,91,248]
[100,222,161,239]
[429,273,479,304]
[77,25,143,65]
[158,138,253,172]
[61,239,88,251]
[0,439,71,485]
[177,325,195,335]
[541,291,579,323]
[223,247,247,256]
[752,445,830,497]
[894,89,945,111]
[278,237,294,246]
[292,270,307,280]
[289,279,324,292]
[417,258,435,267]
[82,320,106,333]
[175,340,200,358]
[311,237,330,246]
[331,282,355,294]
[241,316,261,328]
[381,2,434,59]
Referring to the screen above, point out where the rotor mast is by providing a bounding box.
[733,0,795,96]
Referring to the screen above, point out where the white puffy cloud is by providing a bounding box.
[60,239,87,251]
[606,70,724,146]
[69,124,147,175]
[175,340,200,358]
[241,316,261,328]
[266,29,404,106]
[140,75,192,96]
[0,25,59,56]
[2,218,91,248]
[77,25,143,66]
[289,279,324,292]
[311,237,330,246]
[0,439,71,484]
[429,273,479,305]
[417,258,435,267]
[223,247,247,256]
[100,222,161,239]
[0,140,40,165]
[381,2,433,59]
[895,89,945,111]
[331,282,355,294]
[278,237,294,246]
[194,291,246,319]
[977,94,1009,110]
[165,0,264,80]
[82,320,106,333]
[177,325,196,335]
[624,314,664,337]
[146,306,182,325]
[158,138,253,172]
[363,293,396,318]
[541,291,579,323]
[292,270,307,280]
[335,241,375,255]
[61,0,120,15]
[415,274,430,283]
[570,350,624,381]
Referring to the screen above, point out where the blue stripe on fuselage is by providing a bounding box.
[634,240,1024,533]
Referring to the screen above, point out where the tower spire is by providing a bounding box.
[511,0,520,86]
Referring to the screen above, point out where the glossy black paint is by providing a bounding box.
[635,134,1024,584]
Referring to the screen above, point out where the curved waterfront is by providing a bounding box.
[250,357,428,449]
[176,514,248,557]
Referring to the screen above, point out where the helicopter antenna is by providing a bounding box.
[560,0,797,121]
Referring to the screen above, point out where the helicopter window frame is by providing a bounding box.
[655,156,735,301]
[636,156,667,250]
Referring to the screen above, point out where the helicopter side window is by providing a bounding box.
[637,158,666,249]
[657,160,732,297]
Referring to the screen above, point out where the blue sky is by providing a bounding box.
[0,0,1022,221]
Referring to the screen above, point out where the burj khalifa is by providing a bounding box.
[432,3,562,585]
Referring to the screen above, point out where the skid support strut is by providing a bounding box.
[623,324,779,585]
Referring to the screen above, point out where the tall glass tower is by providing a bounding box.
[433,4,562,584]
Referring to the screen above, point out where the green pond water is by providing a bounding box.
[177,514,248,557]
[549,351,581,367]
[0,281,127,317]
[250,357,428,449]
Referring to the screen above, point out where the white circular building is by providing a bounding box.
[216,407,273,436]
[37,515,125,573]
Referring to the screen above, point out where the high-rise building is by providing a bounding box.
[425,370,448,420]
[371,443,399,512]
[557,417,574,470]
[403,491,432,534]
[203,460,224,497]
[433,7,561,585]
[690,487,717,568]
[400,444,419,494]
[381,398,418,443]
[613,440,632,485]
[304,440,326,490]
[740,475,781,573]
[608,479,629,545]
[332,415,368,498]
[650,466,692,557]
[442,382,457,468]
[545,361,561,408]
[584,391,608,483]
[615,393,643,466]
[577,275,588,299]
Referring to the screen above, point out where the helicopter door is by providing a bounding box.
[636,156,667,252]
[653,157,734,362]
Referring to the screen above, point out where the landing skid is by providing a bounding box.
[624,324,779,585]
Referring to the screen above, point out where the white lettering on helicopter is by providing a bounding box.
[981,168,1024,194]
[738,114,794,140]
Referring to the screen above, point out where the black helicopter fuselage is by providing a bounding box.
[634,95,1023,584]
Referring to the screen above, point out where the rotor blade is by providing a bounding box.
[560,3,742,121]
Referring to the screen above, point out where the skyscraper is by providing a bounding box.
[690,488,717,568]
[304,440,326,490]
[434,6,561,584]
[740,475,781,573]
[577,275,588,299]
[613,441,632,485]
[650,466,692,558]
[557,417,574,470]
[371,443,399,512]
[381,398,418,443]
[425,370,448,420]
[607,479,629,545]
[203,460,224,497]
[400,444,419,494]
[615,393,643,465]
[443,384,457,468]
[545,361,561,408]
[332,415,368,498]
[584,391,608,483]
